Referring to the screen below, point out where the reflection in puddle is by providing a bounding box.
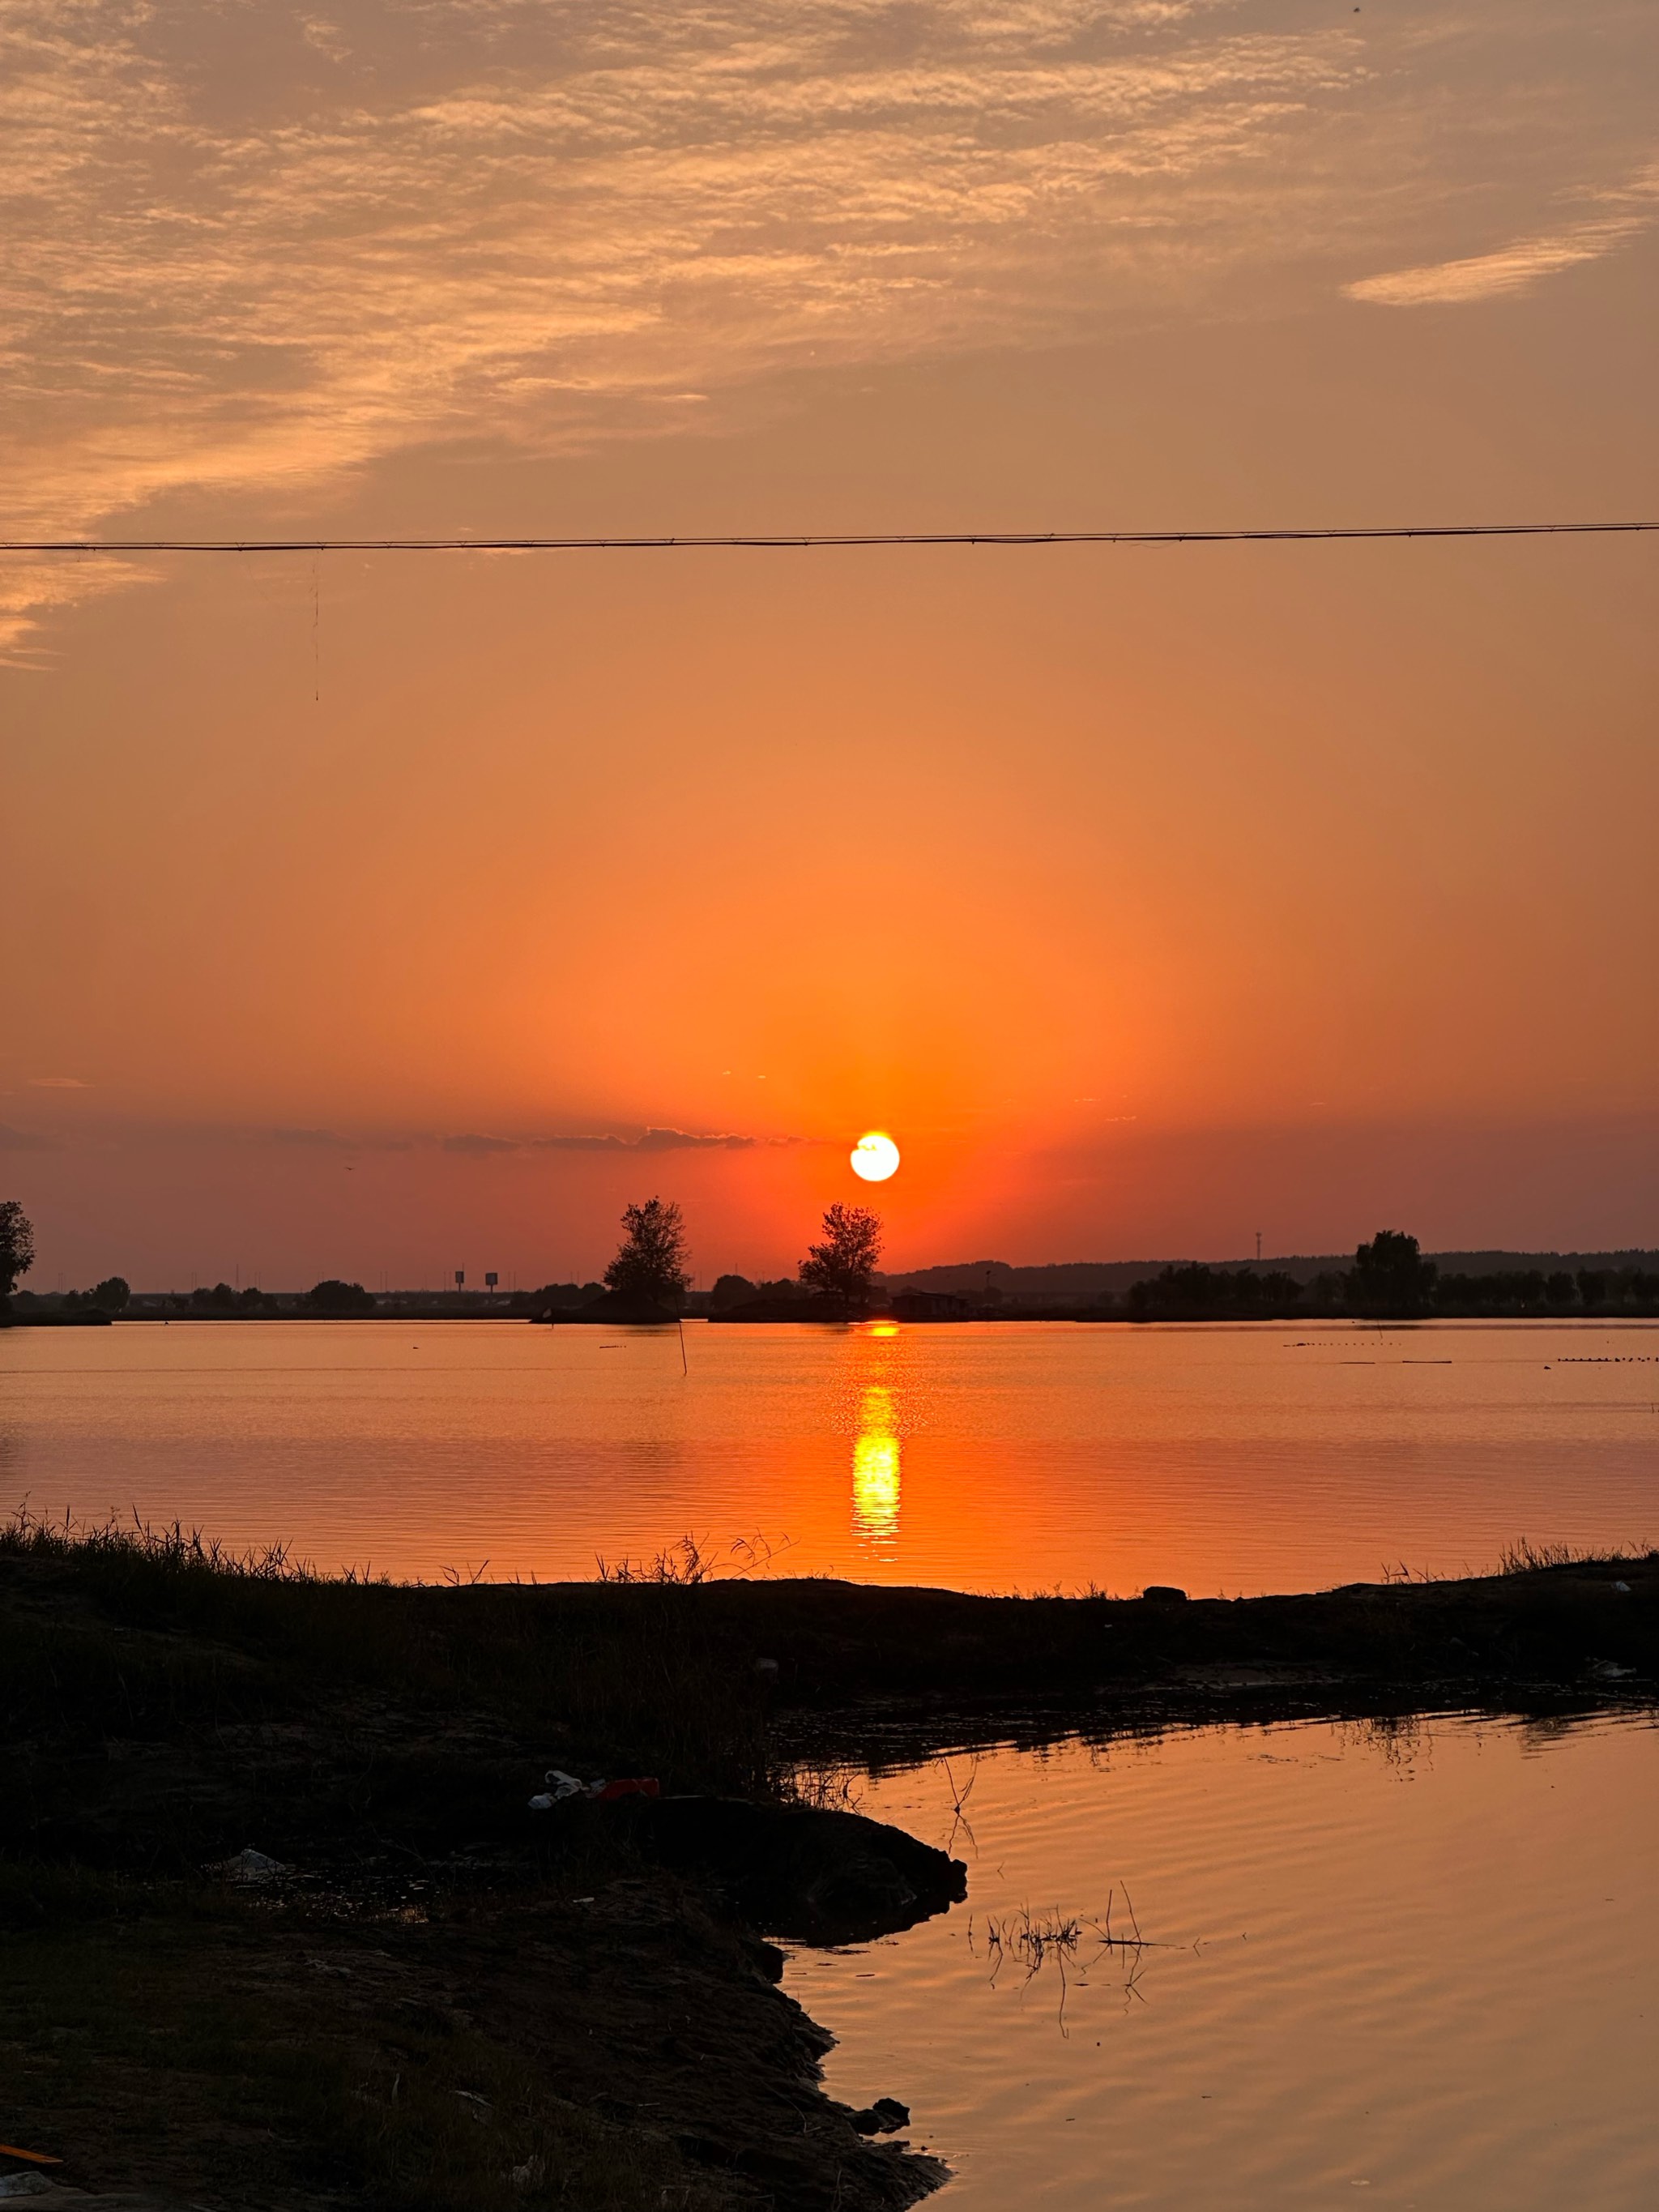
[853,1383,902,1543]
[788,1716,1659,2210]
[973,1901,1154,2033]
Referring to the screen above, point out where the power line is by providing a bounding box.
[2,521,1657,555]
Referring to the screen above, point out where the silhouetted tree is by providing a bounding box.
[305,1279,376,1313]
[1589,1266,1659,1313]
[603,1198,690,1305]
[62,1275,130,1315]
[1128,1263,1303,1319]
[0,1200,35,1310]
[1435,1269,1550,1313]
[710,1272,758,1313]
[1347,1230,1438,1317]
[800,1203,883,1312]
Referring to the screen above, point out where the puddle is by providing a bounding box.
[788,1713,1659,2207]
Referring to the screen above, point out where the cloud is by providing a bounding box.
[633,1127,768,1152]
[0,1123,58,1150]
[259,1126,412,1151]
[27,1075,92,1088]
[444,1126,808,1154]
[0,0,1365,643]
[2,2,1655,648]
[1346,166,1659,306]
[258,1125,808,1155]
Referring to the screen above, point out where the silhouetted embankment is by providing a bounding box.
[15,1250,1659,1326]
[4,1521,1654,2208]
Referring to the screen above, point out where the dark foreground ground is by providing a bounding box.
[5,1526,1656,2210]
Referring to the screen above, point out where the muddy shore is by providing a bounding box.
[4,1534,1654,2209]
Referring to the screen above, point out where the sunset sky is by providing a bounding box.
[3,0,1657,1288]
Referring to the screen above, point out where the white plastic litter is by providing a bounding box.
[528,1769,591,1809]
[1614,1580,1631,1593]
[210,1847,289,1883]
[0,2176,53,2200]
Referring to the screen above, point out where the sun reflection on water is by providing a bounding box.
[852,1381,902,1543]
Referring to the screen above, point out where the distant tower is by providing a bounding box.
[454,1270,465,1290]
[485,1271,498,1292]
[1256,1231,1262,1264]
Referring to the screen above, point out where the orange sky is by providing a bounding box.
[2,0,1657,1287]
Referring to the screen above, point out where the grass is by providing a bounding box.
[1371,1539,1651,1586]
[1,1506,774,1807]
[1495,1536,1643,1576]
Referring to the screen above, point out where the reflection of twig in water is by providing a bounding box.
[970,1891,1167,2035]
[1104,1881,1143,1945]
[940,1753,981,1855]
[783,1761,864,1813]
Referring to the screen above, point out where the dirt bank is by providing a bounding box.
[4,1527,1654,2208]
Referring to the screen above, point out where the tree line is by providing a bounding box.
[0,1194,890,1322]
[8,1193,1656,1326]
[1126,1231,1659,1320]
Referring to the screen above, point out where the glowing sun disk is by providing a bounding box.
[851,1130,901,1181]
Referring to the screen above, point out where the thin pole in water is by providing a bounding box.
[678,1318,688,1376]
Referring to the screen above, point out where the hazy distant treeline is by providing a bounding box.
[1125,1234,1659,1322]
[11,1245,1659,1326]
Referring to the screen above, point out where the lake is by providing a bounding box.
[5,1314,1656,2205]
[1,1316,1655,1591]
[789,1712,1659,2208]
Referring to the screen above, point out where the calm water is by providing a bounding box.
[790,1715,1659,2208]
[1,1317,1655,1591]
[6,1319,1653,2198]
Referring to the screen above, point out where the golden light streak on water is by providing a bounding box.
[852,1381,902,1542]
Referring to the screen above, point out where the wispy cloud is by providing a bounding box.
[0,1123,58,1150]
[1346,165,1659,306]
[27,1075,92,1088]
[259,1123,807,1155]
[444,1126,812,1154]
[0,0,1359,643]
[261,1126,412,1151]
[2,2,1655,647]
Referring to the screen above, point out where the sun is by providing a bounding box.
[850,1130,901,1182]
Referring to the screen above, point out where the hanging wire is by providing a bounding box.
[1,521,1657,555]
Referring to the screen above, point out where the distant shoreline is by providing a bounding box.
[8,1305,1659,1328]
[11,1240,1657,1327]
